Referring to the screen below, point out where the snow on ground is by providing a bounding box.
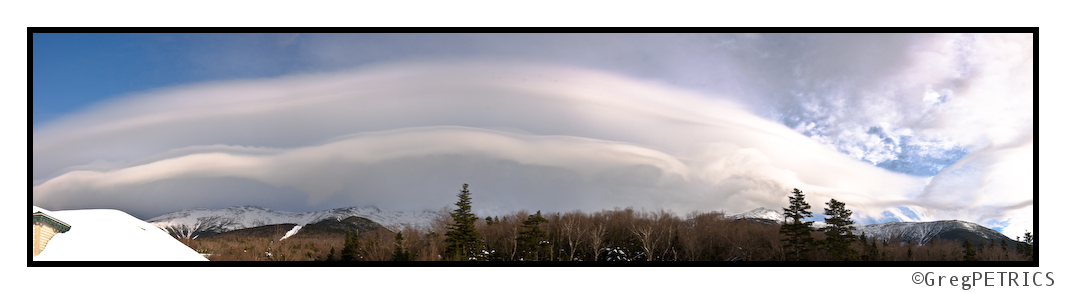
[279,225,302,241]
[32,206,207,261]
[147,205,442,238]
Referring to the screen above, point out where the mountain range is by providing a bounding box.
[147,205,443,239]
[146,205,1020,247]
[727,207,1019,246]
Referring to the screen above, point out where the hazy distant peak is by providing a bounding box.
[729,207,785,223]
[147,205,442,239]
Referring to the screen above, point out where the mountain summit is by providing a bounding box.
[728,207,785,223]
[728,207,826,228]
[147,205,442,239]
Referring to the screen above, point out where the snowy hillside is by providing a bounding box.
[727,208,1013,246]
[147,205,443,239]
[728,207,785,222]
[32,206,207,261]
[728,207,826,229]
[854,220,1011,245]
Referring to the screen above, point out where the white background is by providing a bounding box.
[6,1,1055,293]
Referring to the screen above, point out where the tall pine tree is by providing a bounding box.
[341,229,360,261]
[819,198,858,261]
[516,210,550,261]
[1000,239,1009,260]
[780,188,815,261]
[391,231,411,261]
[1016,231,1034,261]
[444,183,484,261]
[963,239,978,261]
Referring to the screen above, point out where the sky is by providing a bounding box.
[31,33,1034,239]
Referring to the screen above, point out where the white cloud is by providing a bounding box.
[915,139,1034,238]
[34,61,934,224]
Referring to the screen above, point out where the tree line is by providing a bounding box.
[320,185,1033,262]
[182,184,1035,261]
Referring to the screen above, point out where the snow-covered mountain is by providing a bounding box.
[728,207,1015,246]
[728,207,785,222]
[728,207,826,229]
[147,205,443,239]
[854,220,1014,246]
[33,206,207,261]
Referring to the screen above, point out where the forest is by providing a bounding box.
[180,185,1035,262]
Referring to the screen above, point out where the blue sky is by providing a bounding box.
[33,33,309,124]
[31,33,1033,238]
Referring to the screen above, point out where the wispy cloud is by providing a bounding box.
[32,62,916,216]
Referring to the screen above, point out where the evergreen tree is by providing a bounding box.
[326,246,336,261]
[964,239,978,261]
[1000,239,1009,259]
[780,188,815,261]
[1016,231,1034,261]
[1025,231,1034,261]
[866,235,881,261]
[1016,235,1024,255]
[444,183,484,261]
[516,210,550,261]
[859,233,869,261]
[819,198,858,261]
[858,232,880,261]
[341,229,360,261]
[391,231,411,261]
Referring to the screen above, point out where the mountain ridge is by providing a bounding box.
[147,205,443,239]
[148,205,1021,248]
[727,207,1018,246]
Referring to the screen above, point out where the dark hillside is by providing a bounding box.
[184,216,392,261]
[202,224,296,240]
[302,216,388,235]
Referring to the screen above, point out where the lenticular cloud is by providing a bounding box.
[33,61,1017,235]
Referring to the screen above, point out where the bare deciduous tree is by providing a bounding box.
[558,211,587,261]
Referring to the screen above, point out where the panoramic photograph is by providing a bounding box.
[31,33,1034,263]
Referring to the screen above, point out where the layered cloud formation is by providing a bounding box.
[32,33,1033,238]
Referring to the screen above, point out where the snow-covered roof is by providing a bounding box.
[32,206,207,261]
[33,211,71,233]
